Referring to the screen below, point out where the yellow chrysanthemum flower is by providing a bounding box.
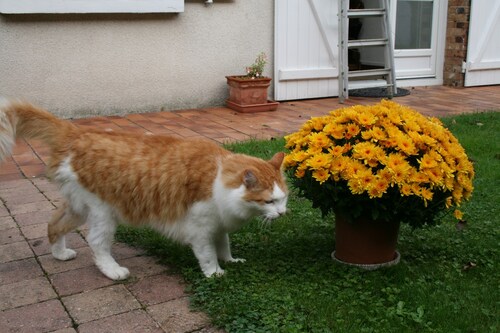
[420,188,434,206]
[419,153,439,169]
[390,163,412,185]
[330,156,349,174]
[356,111,378,127]
[368,177,390,198]
[309,117,327,131]
[328,145,344,157]
[347,178,366,195]
[412,171,430,184]
[283,154,297,168]
[291,150,310,163]
[423,167,444,186]
[308,132,332,149]
[345,123,361,139]
[385,152,408,169]
[445,197,453,209]
[396,134,418,155]
[323,122,345,140]
[312,169,330,184]
[352,142,379,161]
[361,126,386,142]
[306,153,332,170]
[399,183,413,196]
[377,168,393,184]
[343,159,367,178]
[295,168,306,178]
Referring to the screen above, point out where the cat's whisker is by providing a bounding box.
[259,216,272,227]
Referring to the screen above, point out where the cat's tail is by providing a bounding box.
[0,98,76,162]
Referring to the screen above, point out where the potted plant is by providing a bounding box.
[226,52,279,113]
[284,100,475,268]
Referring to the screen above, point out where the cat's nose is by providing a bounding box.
[278,208,288,216]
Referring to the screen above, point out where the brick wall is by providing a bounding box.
[443,0,471,87]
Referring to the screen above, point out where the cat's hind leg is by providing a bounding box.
[48,202,85,261]
[86,207,129,281]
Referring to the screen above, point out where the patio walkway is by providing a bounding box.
[0,85,499,332]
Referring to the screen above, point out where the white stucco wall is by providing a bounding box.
[0,1,274,118]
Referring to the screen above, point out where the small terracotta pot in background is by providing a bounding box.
[225,76,279,113]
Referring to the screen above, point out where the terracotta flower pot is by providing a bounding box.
[332,214,400,269]
[225,76,279,113]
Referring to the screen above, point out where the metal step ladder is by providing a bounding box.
[338,0,397,103]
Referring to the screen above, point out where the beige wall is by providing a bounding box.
[0,1,274,118]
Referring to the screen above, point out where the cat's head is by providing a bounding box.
[218,152,288,222]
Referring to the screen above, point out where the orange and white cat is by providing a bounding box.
[0,100,288,279]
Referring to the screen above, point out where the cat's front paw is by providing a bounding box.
[99,264,130,281]
[203,266,225,278]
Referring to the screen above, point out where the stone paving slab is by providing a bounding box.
[0,227,23,245]
[0,216,15,230]
[63,285,142,324]
[0,205,9,218]
[0,241,34,263]
[0,258,43,284]
[52,329,77,333]
[20,222,50,240]
[14,210,55,227]
[0,299,72,333]
[0,277,57,311]
[77,309,163,333]
[51,265,116,297]
[117,255,168,279]
[6,200,55,216]
[128,274,187,306]
[113,242,146,259]
[0,179,33,191]
[147,298,211,333]
[2,192,48,206]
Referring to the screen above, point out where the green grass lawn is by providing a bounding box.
[117,111,499,333]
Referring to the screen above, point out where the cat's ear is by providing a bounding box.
[268,152,285,170]
[243,170,258,189]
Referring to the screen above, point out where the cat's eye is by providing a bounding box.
[265,199,275,204]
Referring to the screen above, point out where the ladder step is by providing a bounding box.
[348,79,393,90]
[348,38,388,47]
[348,9,385,18]
[348,68,392,78]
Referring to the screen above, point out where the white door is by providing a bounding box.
[464,0,500,87]
[274,0,339,101]
[390,0,447,80]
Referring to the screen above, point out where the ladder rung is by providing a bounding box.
[348,79,394,90]
[348,38,388,47]
[348,68,392,78]
[348,9,385,18]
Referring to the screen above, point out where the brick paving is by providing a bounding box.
[0,85,499,332]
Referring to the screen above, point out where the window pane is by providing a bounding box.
[395,0,434,49]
